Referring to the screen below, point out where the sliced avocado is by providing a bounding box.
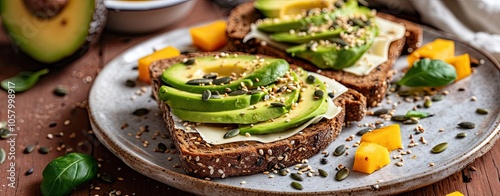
[0,0,105,64]
[171,71,301,124]
[161,55,290,94]
[255,0,337,19]
[256,0,358,33]
[239,69,328,135]
[158,85,266,112]
[270,28,343,44]
[286,24,378,70]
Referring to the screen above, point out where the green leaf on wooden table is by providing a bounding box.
[398,59,457,87]
[1,68,49,92]
[40,153,98,196]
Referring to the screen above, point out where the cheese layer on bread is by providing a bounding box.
[243,17,406,76]
[172,72,347,144]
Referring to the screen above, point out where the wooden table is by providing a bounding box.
[0,1,498,195]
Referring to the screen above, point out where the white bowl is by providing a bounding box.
[104,0,196,33]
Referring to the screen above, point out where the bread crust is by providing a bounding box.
[150,52,366,178]
[226,2,423,107]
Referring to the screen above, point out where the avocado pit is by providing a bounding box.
[23,0,68,19]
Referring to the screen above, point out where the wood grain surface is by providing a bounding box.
[0,1,498,195]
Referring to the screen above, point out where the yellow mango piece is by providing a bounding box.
[361,124,402,151]
[407,39,455,66]
[190,20,228,51]
[446,191,464,196]
[445,53,471,81]
[353,142,390,174]
[138,46,180,84]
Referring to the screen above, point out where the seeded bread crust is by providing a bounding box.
[150,52,366,178]
[226,2,423,107]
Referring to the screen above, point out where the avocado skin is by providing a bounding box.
[161,55,290,94]
[158,85,266,112]
[239,69,328,135]
[0,0,106,66]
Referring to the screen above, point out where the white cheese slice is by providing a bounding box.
[243,17,406,76]
[342,17,406,75]
[172,72,347,144]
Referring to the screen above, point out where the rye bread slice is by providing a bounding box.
[150,52,366,178]
[226,2,423,107]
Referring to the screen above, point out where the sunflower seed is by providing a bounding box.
[373,108,389,116]
[184,58,195,65]
[475,108,489,115]
[212,77,231,85]
[250,89,263,94]
[270,102,286,107]
[202,90,211,102]
[431,142,448,153]
[318,169,328,177]
[456,132,467,138]
[458,122,475,129]
[224,129,240,139]
[99,173,115,183]
[53,85,68,96]
[291,182,303,190]
[186,78,212,85]
[228,89,247,96]
[25,168,34,176]
[335,167,349,181]
[203,73,218,79]
[391,115,409,122]
[398,90,411,97]
[125,79,136,87]
[402,118,419,124]
[38,146,50,154]
[330,38,347,47]
[290,173,303,181]
[24,145,35,154]
[333,144,346,156]
[132,108,149,116]
[356,128,372,136]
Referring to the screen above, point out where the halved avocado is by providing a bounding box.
[0,0,106,64]
[158,85,266,112]
[161,55,290,94]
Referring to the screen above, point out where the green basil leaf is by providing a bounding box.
[398,59,457,87]
[406,110,429,118]
[41,153,98,196]
[1,68,49,92]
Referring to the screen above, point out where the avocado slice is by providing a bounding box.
[0,0,105,64]
[270,28,343,44]
[170,71,301,124]
[254,0,337,19]
[158,85,266,112]
[161,55,290,94]
[239,69,328,135]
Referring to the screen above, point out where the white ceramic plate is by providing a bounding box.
[88,24,500,195]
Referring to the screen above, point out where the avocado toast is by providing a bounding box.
[150,52,366,178]
[226,0,423,107]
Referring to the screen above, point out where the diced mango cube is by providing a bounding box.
[361,124,402,151]
[445,53,471,81]
[446,191,464,196]
[353,142,391,174]
[408,39,455,66]
[138,46,180,84]
[190,20,228,51]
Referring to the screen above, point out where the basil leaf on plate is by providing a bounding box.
[41,153,98,196]
[398,59,457,87]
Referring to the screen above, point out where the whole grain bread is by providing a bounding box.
[150,52,366,178]
[226,2,423,107]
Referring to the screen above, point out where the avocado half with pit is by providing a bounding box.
[0,0,106,65]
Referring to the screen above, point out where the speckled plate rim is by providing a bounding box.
[88,25,500,195]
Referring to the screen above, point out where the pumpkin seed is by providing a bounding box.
[458,122,475,129]
[0,148,5,165]
[406,110,429,118]
[330,38,347,47]
[398,90,411,97]
[320,158,328,164]
[476,108,489,115]
[356,128,372,136]
[424,99,432,108]
[184,58,195,65]
[125,79,136,87]
[250,89,263,94]
[373,108,389,116]
[270,102,286,107]
[335,167,349,181]
[278,163,286,169]
[351,18,366,27]
[431,142,448,153]
[333,144,346,156]
[228,89,247,96]
[38,146,50,154]
[456,132,467,138]
[132,108,149,116]
[290,173,303,181]
[0,128,9,139]
[224,129,240,139]
[279,168,287,176]
[314,90,324,98]
[318,169,328,177]
[431,94,445,101]
[306,75,316,84]
[99,173,115,183]
[202,90,211,102]
[328,92,335,98]
[25,168,34,176]
[24,145,35,154]
[291,182,303,190]
[53,85,68,96]
[212,77,231,85]
[186,78,212,85]
[391,115,409,122]
[203,73,218,79]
